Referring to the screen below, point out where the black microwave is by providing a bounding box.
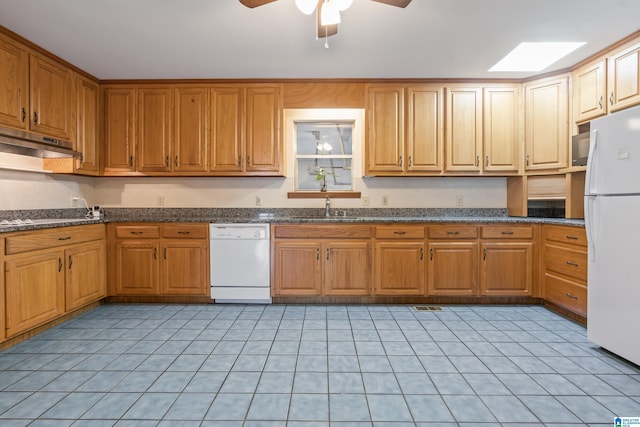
[572,132,590,166]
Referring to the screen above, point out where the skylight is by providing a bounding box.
[489,42,586,72]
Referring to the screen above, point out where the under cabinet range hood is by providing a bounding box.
[0,126,80,158]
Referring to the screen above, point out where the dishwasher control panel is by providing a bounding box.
[210,225,268,240]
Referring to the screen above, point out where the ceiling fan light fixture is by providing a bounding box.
[295,0,317,15]
[333,0,353,11]
[320,1,341,26]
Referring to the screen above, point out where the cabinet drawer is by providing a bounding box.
[163,224,207,239]
[544,273,587,317]
[5,224,104,255]
[544,225,587,247]
[481,225,532,239]
[273,225,372,239]
[428,225,477,239]
[544,244,587,282]
[375,225,425,239]
[114,225,161,239]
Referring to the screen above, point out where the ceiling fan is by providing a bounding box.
[239,0,412,40]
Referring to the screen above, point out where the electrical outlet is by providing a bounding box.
[255,195,262,206]
[362,196,369,206]
[382,196,389,206]
[71,196,80,207]
[456,195,463,207]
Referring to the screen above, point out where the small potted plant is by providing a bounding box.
[314,167,334,192]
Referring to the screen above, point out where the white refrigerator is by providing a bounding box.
[585,104,640,365]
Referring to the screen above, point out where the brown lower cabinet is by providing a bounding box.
[272,225,372,296]
[542,224,588,317]
[3,224,106,339]
[108,223,209,298]
[272,223,540,300]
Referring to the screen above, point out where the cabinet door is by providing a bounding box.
[273,241,322,295]
[483,86,519,172]
[374,241,425,295]
[366,85,405,174]
[29,54,73,139]
[210,86,244,172]
[0,34,28,129]
[5,251,65,338]
[75,75,100,175]
[324,241,371,296]
[608,41,640,112]
[245,85,281,173]
[66,241,106,311]
[445,86,482,172]
[524,76,569,171]
[427,242,477,296]
[161,240,208,295]
[174,87,208,172]
[480,242,532,296]
[104,88,136,173]
[406,85,443,172]
[573,59,607,122]
[138,88,172,173]
[114,241,159,295]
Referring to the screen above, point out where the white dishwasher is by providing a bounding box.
[209,223,271,303]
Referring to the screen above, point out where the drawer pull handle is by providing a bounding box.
[393,231,407,235]
[446,231,460,235]
[566,235,579,240]
[58,236,72,241]
[177,231,191,235]
[566,261,579,267]
[566,292,579,300]
[130,231,144,235]
[501,231,514,235]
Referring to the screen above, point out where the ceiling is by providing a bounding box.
[0,0,638,80]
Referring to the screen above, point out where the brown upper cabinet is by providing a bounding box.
[607,40,640,112]
[365,84,444,175]
[0,33,73,141]
[573,59,607,123]
[0,33,28,130]
[524,75,569,171]
[102,84,282,176]
[445,85,483,172]
[74,74,100,175]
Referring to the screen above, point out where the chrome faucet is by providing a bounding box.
[325,197,331,217]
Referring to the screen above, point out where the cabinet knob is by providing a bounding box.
[21,107,26,122]
[33,111,38,125]
[526,154,530,166]
[58,257,63,272]
[165,156,169,167]
[68,255,73,269]
[476,155,480,167]
[408,156,412,167]
[399,156,403,167]
[483,247,487,260]
[429,248,433,260]
[610,91,614,106]
[598,95,603,109]
[175,156,179,167]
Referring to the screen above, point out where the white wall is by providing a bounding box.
[0,169,95,210]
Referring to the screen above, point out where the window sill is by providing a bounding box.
[287,192,361,199]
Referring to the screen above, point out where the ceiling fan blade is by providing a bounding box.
[370,0,412,7]
[239,0,278,8]
[316,0,338,39]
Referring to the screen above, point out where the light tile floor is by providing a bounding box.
[0,303,639,426]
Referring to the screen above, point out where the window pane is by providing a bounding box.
[296,158,352,191]
[296,122,353,156]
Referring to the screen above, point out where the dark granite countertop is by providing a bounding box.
[0,208,585,233]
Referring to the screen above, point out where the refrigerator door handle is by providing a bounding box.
[585,196,597,261]
[585,129,598,196]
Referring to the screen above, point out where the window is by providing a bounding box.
[294,121,354,191]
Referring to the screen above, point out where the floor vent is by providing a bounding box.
[413,305,443,311]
